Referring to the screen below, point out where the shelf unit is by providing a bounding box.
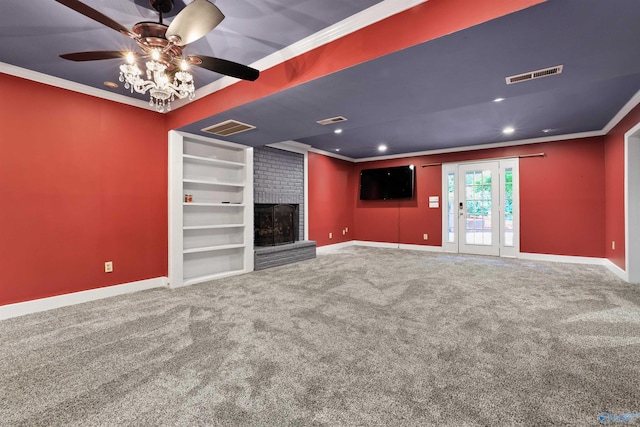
[169,131,254,288]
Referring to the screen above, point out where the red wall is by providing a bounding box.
[0,74,168,306]
[518,138,605,256]
[308,152,355,246]
[603,104,640,270]
[310,137,607,258]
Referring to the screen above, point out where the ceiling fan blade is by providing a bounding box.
[60,51,130,61]
[166,0,224,46]
[54,0,136,38]
[188,55,259,81]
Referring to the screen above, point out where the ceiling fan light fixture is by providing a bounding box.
[56,0,258,112]
[119,55,195,113]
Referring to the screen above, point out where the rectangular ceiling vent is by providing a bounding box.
[506,65,563,85]
[201,120,256,137]
[316,116,348,125]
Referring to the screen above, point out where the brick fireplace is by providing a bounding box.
[253,146,316,270]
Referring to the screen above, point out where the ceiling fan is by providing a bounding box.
[55,0,260,111]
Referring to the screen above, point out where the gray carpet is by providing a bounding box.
[2,246,640,426]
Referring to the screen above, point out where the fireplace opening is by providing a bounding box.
[254,204,299,247]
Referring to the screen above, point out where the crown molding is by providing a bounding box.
[0,62,154,111]
[171,0,428,110]
[267,140,312,155]
[603,88,640,134]
[308,147,356,162]
[353,131,604,163]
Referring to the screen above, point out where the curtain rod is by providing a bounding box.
[420,152,545,168]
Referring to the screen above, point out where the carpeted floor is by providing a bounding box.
[2,246,640,426]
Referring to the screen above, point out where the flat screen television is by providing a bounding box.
[359,165,415,200]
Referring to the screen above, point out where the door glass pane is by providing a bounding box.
[465,169,492,245]
[447,172,455,242]
[465,172,473,185]
[504,168,513,246]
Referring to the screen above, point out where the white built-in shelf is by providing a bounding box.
[183,154,245,168]
[183,243,245,254]
[183,178,244,187]
[183,202,245,207]
[183,224,245,230]
[169,131,254,289]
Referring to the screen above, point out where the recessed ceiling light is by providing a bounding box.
[104,81,118,89]
[542,128,552,133]
[503,126,515,135]
[493,97,505,102]
[334,129,343,134]
[378,144,387,152]
[335,148,340,152]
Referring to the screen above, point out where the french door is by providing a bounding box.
[442,159,519,257]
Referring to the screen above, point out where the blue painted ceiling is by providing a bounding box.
[1,0,381,94]
[2,0,640,159]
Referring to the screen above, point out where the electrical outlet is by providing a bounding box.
[345,227,348,233]
[612,241,616,250]
[329,232,333,239]
[423,233,428,240]
[104,261,113,273]
[342,229,346,235]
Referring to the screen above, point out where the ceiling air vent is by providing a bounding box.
[201,120,256,137]
[506,65,563,85]
[316,116,348,125]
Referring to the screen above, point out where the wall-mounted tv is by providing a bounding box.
[359,165,415,200]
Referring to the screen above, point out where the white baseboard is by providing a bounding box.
[519,252,632,281]
[318,240,444,253]
[353,240,400,249]
[316,241,356,254]
[518,252,605,265]
[602,258,629,282]
[318,240,407,254]
[319,241,632,282]
[355,241,444,252]
[0,277,168,321]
